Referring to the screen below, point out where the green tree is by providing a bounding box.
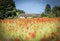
[0,0,16,19]
[45,4,51,14]
[16,9,25,16]
[52,6,60,17]
[41,12,48,17]
[16,9,25,13]
[46,13,56,18]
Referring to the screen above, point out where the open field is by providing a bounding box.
[0,18,60,41]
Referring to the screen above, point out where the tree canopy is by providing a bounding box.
[45,4,51,14]
[0,0,16,19]
[52,6,60,17]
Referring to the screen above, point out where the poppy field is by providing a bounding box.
[0,18,60,41]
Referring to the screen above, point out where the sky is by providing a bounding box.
[14,0,60,14]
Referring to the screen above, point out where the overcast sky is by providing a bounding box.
[14,0,60,14]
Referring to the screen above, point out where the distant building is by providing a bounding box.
[20,16,25,18]
[19,13,41,18]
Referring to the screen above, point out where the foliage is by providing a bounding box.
[41,13,56,18]
[16,9,25,16]
[0,0,16,19]
[45,4,51,14]
[52,6,60,17]
[41,4,60,18]
[47,13,56,18]
[16,9,25,13]
[41,13,47,17]
[32,15,41,18]
[5,11,16,18]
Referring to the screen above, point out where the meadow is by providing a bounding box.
[0,18,60,41]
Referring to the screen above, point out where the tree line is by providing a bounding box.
[41,4,60,18]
